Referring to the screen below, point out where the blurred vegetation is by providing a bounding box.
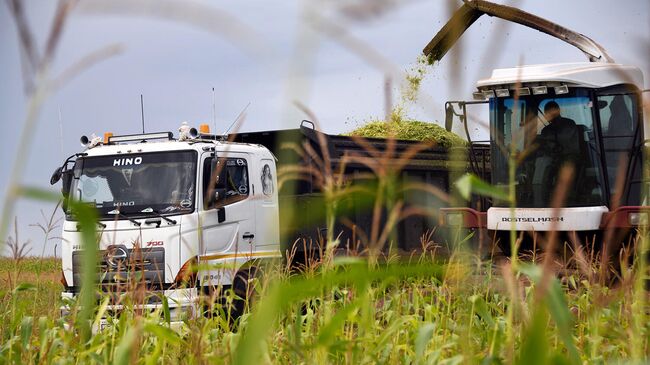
[1,251,648,364]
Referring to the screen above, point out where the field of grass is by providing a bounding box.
[1,244,648,364]
[0,257,61,331]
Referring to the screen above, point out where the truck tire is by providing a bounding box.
[230,266,258,320]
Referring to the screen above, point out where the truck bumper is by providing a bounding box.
[61,287,199,331]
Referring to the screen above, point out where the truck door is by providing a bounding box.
[596,90,642,205]
[199,152,256,257]
[254,157,280,248]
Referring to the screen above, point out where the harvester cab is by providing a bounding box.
[427,0,649,254]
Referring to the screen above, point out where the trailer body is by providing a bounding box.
[231,123,489,257]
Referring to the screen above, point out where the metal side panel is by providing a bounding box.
[487,206,609,231]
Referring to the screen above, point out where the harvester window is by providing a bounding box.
[491,90,606,208]
[204,157,249,209]
[597,93,639,203]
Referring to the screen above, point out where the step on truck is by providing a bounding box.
[430,0,650,256]
[51,123,481,326]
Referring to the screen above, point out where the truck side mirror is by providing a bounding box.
[209,188,226,223]
[217,207,226,223]
[60,170,73,213]
[50,167,63,185]
[61,170,73,197]
[445,104,454,132]
[213,188,226,204]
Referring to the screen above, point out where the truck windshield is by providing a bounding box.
[68,151,197,219]
[490,89,606,207]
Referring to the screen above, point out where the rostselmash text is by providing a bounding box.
[501,217,564,222]
[113,157,143,166]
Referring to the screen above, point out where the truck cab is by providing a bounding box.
[54,126,281,325]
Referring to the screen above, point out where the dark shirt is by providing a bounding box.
[540,116,580,156]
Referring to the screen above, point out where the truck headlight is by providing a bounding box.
[628,212,648,226]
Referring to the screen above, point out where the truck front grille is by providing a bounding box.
[72,246,165,289]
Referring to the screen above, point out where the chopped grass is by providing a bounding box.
[346,120,467,148]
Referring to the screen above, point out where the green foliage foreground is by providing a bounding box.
[1,248,648,364]
[0,168,647,365]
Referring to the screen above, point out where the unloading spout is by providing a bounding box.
[423,0,614,64]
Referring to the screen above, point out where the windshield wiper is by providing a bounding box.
[140,207,177,225]
[107,209,141,226]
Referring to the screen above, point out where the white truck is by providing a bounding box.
[53,127,282,324]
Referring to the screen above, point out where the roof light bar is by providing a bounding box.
[531,86,548,95]
[495,88,510,97]
[199,124,210,133]
[554,85,569,95]
[108,132,173,144]
[483,90,496,98]
[517,87,530,96]
[472,91,486,100]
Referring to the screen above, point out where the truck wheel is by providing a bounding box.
[230,267,258,321]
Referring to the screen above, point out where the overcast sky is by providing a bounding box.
[1,0,648,256]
